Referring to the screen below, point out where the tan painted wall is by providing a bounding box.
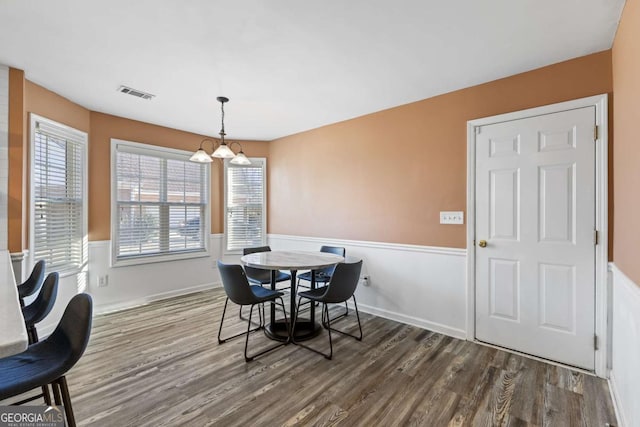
[89,112,269,240]
[269,51,613,248]
[25,81,91,133]
[8,69,25,252]
[612,0,640,284]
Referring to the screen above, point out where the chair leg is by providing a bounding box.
[218,298,262,344]
[52,381,62,405]
[42,385,52,405]
[245,298,289,362]
[57,376,77,427]
[325,296,363,341]
[292,299,333,360]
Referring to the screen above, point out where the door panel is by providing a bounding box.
[475,106,596,370]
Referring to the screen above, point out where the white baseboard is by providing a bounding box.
[609,370,626,427]
[354,301,467,339]
[94,281,222,315]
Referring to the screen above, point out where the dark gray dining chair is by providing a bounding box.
[243,246,291,290]
[292,260,363,360]
[17,260,46,307]
[297,246,348,315]
[217,261,290,362]
[0,293,93,427]
[23,272,59,344]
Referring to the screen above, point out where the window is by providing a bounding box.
[224,158,266,252]
[112,139,209,265]
[30,115,87,274]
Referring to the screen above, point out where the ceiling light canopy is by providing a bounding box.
[189,96,250,164]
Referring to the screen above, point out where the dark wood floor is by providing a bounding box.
[61,289,615,426]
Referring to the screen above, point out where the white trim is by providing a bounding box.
[466,94,609,377]
[268,233,467,257]
[93,281,221,315]
[610,371,626,427]
[110,138,211,267]
[354,301,466,339]
[223,157,267,254]
[29,113,89,276]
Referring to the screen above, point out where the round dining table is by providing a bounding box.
[240,250,344,342]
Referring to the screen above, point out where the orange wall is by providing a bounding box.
[8,69,26,252]
[612,0,640,284]
[89,112,269,240]
[269,51,613,248]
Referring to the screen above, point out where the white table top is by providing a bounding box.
[241,250,344,271]
[0,250,28,358]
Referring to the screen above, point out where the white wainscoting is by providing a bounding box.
[88,234,225,315]
[268,234,468,339]
[609,263,640,427]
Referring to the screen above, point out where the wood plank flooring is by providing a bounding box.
[59,290,616,426]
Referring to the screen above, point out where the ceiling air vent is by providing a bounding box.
[118,85,155,100]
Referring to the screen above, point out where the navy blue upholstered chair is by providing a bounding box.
[0,293,93,427]
[217,261,289,362]
[243,246,291,290]
[292,260,363,360]
[17,260,46,307]
[297,246,348,315]
[23,272,59,344]
[297,246,345,288]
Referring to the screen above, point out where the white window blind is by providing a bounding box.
[31,116,87,273]
[225,158,266,252]
[113,141,208,263]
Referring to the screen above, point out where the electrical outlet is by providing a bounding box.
[98,275,109,287]
[440,211,464,225]
[361,276,370,286]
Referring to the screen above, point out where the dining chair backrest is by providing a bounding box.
[23,272,59,326]
[317,246,346,276]
[320,260,363,304]
[218,261,260,306]
[18,259,46,300]
[46,293,93,372]
[243,246,272,283]
[243,246,271,255]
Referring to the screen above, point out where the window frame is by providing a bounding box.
[223,157,267,254]
[110,138,211,267]
[29,114,88,277]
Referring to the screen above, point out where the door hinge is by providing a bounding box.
[594,334,599,350]
[594,125,599,141]
[475,126,481,134]
[594,230,599,245]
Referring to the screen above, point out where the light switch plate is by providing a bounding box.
[440,211,464,224]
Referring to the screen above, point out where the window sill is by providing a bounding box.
[111,249,210,268]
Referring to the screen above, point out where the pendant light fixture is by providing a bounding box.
[189,96,250,164]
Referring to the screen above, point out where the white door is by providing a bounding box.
[475,106,596,370]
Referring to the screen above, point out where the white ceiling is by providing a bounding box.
[0,0,625,141]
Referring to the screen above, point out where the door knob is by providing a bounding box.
[478,240,487,248]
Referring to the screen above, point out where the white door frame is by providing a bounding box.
[466,94,609,377]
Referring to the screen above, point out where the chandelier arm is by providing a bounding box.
[198,138,218,152]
